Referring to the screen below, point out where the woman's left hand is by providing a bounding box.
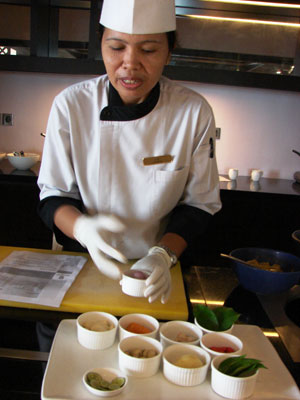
[130,247,172,304]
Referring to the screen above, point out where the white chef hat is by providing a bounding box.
[100,0,176,34]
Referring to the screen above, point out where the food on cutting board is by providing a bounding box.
[82,318,114,332]
[86,371,125,391]
[124,348,158,358]
[175,332,198,342]
[210,346,235,353]
[194,304,240,331]
[173,354,204,368]
[125,322,152,334]
[218,355,267,377]
[247,259,282,272]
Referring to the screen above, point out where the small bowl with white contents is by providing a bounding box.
[162,343,210,386]
[77,311,118,350]
[118,335,163,378]
[159,320,203,348]
[83,367,127,397]
[121,269,150,297]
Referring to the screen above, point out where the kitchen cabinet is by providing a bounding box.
[0,160,52,250]
[0,0,300,91]
[180,176,300,268]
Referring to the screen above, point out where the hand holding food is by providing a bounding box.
[73,214,127,280]
[130,247,172,304]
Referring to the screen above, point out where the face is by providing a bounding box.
[101,29,171,105]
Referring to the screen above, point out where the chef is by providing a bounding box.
[38,0,221,304]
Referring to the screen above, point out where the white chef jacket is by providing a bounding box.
[38,75,221,259]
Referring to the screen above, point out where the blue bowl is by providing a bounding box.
[230,248,300,295]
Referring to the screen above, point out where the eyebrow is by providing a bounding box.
[105,37,162,45]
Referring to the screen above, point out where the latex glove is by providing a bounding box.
[73,214,127,280]
[130,246,172,304]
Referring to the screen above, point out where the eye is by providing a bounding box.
[141,48,156,54]
[109,46,124,51]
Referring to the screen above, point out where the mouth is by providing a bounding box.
[119,78,143,90]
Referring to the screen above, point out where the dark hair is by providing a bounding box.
[98,24,177,52]
[166,31,177,52]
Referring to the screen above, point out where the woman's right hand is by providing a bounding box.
[73,214,127,280]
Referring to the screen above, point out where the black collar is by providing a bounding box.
[100,82,160,121]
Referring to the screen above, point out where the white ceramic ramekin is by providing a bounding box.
[118,335,162,378]
[194,317,234,335]
[121,269,149,297]
[162,343,210,386]
[77,311,118,350]
[160,320,202,348]
[118,313,159,341]
[211,354,259,399]
[200,332,243,361]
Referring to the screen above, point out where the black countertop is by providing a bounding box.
[1,158,299,197]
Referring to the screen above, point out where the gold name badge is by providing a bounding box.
[143,155,174,166]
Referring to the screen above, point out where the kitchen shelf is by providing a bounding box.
[1,0,300,91]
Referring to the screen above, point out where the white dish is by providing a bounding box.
[160,320,202,348]
[41,320,300,400]
[118,335,162,378]
[77,311,118,350]
[163,343,210,386]
[83,367,127,397]
[118,313,159,340]
[7,152,39,170]
[211,355,258,399]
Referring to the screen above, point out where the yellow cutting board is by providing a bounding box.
[0,246,188,321]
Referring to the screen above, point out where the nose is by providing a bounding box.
[122,47,140,70]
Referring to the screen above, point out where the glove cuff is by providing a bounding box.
[148,246,176,268]
[73,214,89,248]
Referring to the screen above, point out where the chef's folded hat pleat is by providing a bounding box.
[100,0,176,34]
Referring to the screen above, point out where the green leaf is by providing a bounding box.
[213,307,241,331]
[193,304,219,331]
[218,355,267,377]
[193,305,240,331]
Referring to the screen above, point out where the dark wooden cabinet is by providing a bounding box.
[0,161,52,249]
[181,177,300,268]
[0,0,300,91]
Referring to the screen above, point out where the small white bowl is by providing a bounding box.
[118,335,162,378]
[200,332,243,361]
[0,153,6,163]
[163,343,210,386]
[7,152,40,170]
[119,313,159,341]
[211,354,259,399]
[121,269,149,297]
[194,317,234,335]
[83,367,127,397]
[160,320,202,348]
[77,311,118,350]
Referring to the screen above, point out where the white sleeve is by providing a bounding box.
[181,99,222,216]
[38,95,80,202]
